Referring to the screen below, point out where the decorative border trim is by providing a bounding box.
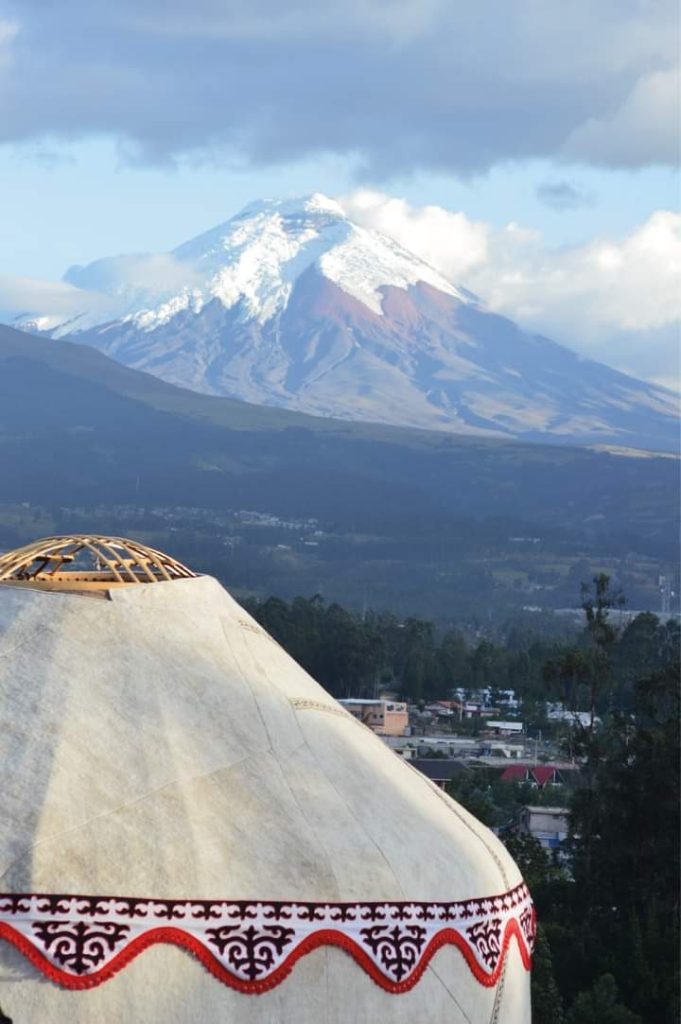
[0,885,534,995]
[289,697,353,720]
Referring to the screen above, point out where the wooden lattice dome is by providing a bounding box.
[0,535,197,592]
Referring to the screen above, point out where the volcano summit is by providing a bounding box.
[19,194,678,451]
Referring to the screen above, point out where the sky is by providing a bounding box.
[0,0,679,387]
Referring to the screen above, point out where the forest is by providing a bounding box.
[245,586,678,714]
[247,580,680,1022]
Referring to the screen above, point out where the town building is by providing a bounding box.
[480,740,525,759]
[337,697,409,736]
[518,806,569,850]
[485,720,524,736]
[500,764,573,788]
[546,703,601,729]
[410,758,467,789]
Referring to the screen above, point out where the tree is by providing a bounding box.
[391,617,435,699]
[446,771,498,827]
[580,573,624,730]
[613,613,680,707]
[502,832,564,891]
[244,586,679,1021]
[543,574,623,723]
[554,575,624,891]
[566,974,641,1024]
[531,925,565,1024]
[543,647,591,712]
[568,662,680,1022]
[435,630,468,693]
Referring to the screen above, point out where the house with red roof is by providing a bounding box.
[500,764,573,788]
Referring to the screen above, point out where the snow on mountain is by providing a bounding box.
[15,194,680,452]
[51,193,465,332]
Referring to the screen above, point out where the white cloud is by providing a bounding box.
[3,191,679,390]
[0,274,111,323]
[0,252,205,333]
[127,0,442,43]
[339,191,681,388]
[0,18,17,68]
[473,210,681,331]
[563,67,680,167]
[340,189,489,279]
[64,252,203,296]
[1,1,678,173]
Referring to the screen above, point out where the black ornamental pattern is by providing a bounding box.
[0,883,534,993]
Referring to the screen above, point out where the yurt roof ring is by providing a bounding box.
[0,535,198,592]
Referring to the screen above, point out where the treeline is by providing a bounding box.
[247,580,680,1020]
[244,590,678,714]
[451,577,679,1022]
[486,661,678,1024]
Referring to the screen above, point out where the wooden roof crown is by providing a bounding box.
[0,535,197,593]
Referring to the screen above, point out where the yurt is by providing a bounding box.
[0,536,533,1022]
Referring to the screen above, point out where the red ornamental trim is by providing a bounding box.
[0,884,535,995]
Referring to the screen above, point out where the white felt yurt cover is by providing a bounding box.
[0,541,533,1023]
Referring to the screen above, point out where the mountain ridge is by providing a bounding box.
[0,322,677,618]
[13,194,679,452]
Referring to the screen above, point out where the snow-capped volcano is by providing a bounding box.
[56,193,467,331]
[17,194,679,451]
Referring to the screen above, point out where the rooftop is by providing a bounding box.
[411,759,467,782]
[0,535,197,594]
[524,806,570,815]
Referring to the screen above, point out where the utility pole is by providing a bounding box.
[658,574,672,616]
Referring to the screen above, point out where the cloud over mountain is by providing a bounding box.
[342,192,681,388]
[2,188,679,389]
[0,1,677,174]
[8,194,677,452]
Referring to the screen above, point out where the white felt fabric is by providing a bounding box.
[0,575,531,1022]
